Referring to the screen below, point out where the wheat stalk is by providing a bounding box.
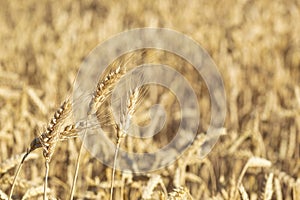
[7,152,38,200]
[142,174,167,199]
[39,99,72,200]
[238,184,249,200]
[0,153,38,175]
[9,99,72,200]
[70,65,126,200]
[293,178,300,200]
[274,177,282,200]
[234,157,272,199]
[39,99,72,162]
[110,87,142,200]
[261,173,273,200]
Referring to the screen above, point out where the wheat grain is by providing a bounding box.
[293,178,300,200]
[59,124,78,140]
[9,123,77,200]
[167,187,193,200]
[88,65,126,115]
[0,189,8,200]
[21,186,51,200]
[261,173,273,200]
[274,177,282,200]
[110,86,143,200]
[238,184,249,200]
[235,157,272,199]
[173,168,181,188]
[26,87,47,115]
[9,99,73,200]
[246,157,272,168]
[273,169,296,186]
[70,64,128,200]
[2,174,36,190]
[38,99,72,200]
[142,174,166,199]
[39,99,72,162]
[177,134,206,186]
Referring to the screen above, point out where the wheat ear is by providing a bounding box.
[167,187,193,200]
[22,185,52,200]
[88,65,125,115]
[39,99,72,200]
[69,66,126,200]
[234,157,272,199]
[110,87,141,200]
[9,99,71,200]
[261,173,274,200]
[142,174,167,199]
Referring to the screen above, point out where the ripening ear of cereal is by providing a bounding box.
[39,99,72,162]
[167,187,193,200]
[261,173,274,200]
[110,85,145,200]
[142,174,167,199]
[70,61,129,200]
[88,65,126,115]
[39,99,72,200]
[235,157,272,199]
[9,99,72,200]
[22,186,52,200]
[238,184,249,200]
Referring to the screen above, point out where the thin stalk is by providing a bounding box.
[69,121,88,200]
[110,138,122,200]
[9,152,29,200]
[44,161,50,200]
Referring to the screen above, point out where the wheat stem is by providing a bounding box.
[44,161,49,200]
[110,87,141,200]
[69,123,88,200]
[70,66,126,199]
[110,136,122,200]
[9,147,36,200]
[8,152,28,200]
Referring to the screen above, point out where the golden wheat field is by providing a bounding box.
[0,0,300,199]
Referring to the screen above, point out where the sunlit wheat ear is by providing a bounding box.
[261,173,273,200]
[235,157,272,199]
[88,65,126,115]
[238,184,249,200]
[10,125,77,199]
[70,65,127,200]
[167,187,193,200]
[39,99,72,200]
[9,99,72,200]
[142,174,167,199]
[110,86,144,200]
[22,185,52,200]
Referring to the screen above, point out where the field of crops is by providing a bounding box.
[0,0,299,199]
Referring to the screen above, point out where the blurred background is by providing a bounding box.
[0,0,299,199]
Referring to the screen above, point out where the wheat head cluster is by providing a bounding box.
[0,0,300,200]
